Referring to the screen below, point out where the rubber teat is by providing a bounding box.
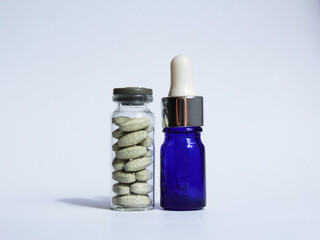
[169,55,196,97]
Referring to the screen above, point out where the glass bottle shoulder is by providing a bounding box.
[161,127,205,151]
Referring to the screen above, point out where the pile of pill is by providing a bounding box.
[111,116,153,208]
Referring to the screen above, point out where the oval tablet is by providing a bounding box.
[112,171,136,183]
[116,146,147,159]
[117,195,151,207]
[130,182,153,194]
[119,118,150,132]
[139,136,153,147]
[112,158,127,171]
[118,130,148,147]
[112,116,131,126]
[136,169,152,181]
[112,195,120,205]
[124,157,152,172]
[144,149,152,157]
[112,129,125,139]
[112,143,121,152]
[113,183,130,195]
[145,124,153,133]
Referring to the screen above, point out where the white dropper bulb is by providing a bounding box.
[169,55,196,97]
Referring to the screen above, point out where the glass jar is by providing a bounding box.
[110,87,154,211]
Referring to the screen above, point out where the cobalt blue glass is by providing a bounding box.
[160,127,206,210]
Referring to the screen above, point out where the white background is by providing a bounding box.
[1,0,320,239]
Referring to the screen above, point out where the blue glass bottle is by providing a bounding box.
[161,127,206,210]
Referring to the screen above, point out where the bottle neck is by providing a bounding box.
[163,127,202,136]
[116,102,150,112]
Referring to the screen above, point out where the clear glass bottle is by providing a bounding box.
[110,87,154,211]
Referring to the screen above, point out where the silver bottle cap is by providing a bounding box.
[162,96,203,127]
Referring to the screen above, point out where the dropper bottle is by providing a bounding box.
[161,55,206,210]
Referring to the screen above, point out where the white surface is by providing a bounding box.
[1,0,320,239]
[169,55,196,96]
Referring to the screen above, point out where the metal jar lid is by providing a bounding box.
[162,96,203,127]
[113,87,153,104]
